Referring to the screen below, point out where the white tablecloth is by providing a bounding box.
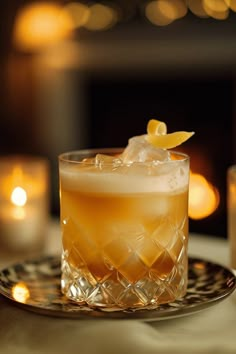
[0,220,235,354]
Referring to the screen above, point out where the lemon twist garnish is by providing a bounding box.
[146,119,194,149]
[147,119,167,135]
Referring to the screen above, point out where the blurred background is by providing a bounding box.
[1,0,236,238]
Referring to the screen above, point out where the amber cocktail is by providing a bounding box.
[59,124,191,309]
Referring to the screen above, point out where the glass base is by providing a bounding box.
[61,250,187,310]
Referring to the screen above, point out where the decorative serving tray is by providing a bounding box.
[0,255,235,321]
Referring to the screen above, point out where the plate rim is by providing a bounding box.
[0,255,235,321]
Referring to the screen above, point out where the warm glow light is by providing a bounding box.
[84,4,118,31]
[187,0,209,17]
[225,0,236,11]
[2,164,46,201]
[63,2,90,28]
[203,0,228,12]
[36,40,80,69]
[2,166,24,200]
[145,1,175,26]
[204,7,229,19]
[189,172,220,220]
[203,0,229,19]
[11,187,27,207]
[145,0,187,26]
[13,2,73,51]
[171,0,188,19]
[12,283,30,303]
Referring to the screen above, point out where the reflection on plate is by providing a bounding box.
[0,256,235,321]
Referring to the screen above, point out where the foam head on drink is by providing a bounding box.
[59,120,194,308]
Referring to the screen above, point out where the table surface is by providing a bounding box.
[0,220,235,354]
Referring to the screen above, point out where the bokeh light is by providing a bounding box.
[12,283,30,303]
[145,1,173,26]
[144,0,236,25]
[187,0,209,18]
[84,3,118,31]
[172,0,188,19]
[62,2,90,29]
[13,0,236,42]
[224,0,236,11]
[202,0,229,19]
[13,2,73,51]
[203,0,228,12]
[189,172,220,220]
[145,0,188,26]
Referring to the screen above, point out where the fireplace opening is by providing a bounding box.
[87,75,234,238]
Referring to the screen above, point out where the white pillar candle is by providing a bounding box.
[0,155,49,253]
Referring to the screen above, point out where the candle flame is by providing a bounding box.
[11,187,27,207]
[12,282,30,303]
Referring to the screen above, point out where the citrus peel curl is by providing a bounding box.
[146,119,194,149]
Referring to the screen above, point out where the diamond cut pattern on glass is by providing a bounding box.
[61,214,188,308]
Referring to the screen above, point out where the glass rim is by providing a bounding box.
[59,148,189,165]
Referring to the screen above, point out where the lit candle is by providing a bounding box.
[0,156,49,253]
